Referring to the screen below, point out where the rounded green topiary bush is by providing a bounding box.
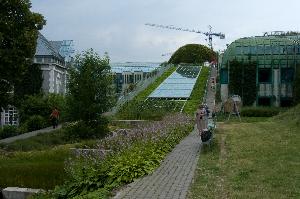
[168,44,215,65]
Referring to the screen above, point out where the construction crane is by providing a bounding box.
[145,23,225,50]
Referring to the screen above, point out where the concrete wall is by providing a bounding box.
[40,64,67,94]
[220,84,228,102]
[2,187,41,199]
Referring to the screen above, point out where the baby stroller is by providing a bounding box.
[201,118,216,148]
[201,128,213,143]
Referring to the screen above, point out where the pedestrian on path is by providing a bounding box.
[196,104,207,135]
[50,107,60,129]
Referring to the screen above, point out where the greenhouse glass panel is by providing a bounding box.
[148,66,201,99]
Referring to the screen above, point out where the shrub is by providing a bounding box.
[18,94,66,124]
[25,115,47,132]
[50,114,193,198]
[241,107,282,117]
[63,118,109,141]
[0,125,19,139]
[168,44,215,64]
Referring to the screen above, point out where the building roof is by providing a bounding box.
[35,33,64,61]
[110,62,161,73]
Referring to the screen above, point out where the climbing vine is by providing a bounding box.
[228,59,257,106]
[293,64,300,105]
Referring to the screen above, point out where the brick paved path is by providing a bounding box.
[114,67,217,199]
[114,127,201,199]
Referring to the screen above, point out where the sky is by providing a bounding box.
[31,0,300,63]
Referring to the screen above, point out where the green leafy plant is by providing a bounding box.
[0,0,45,109]
[66,49,116,123]
[0,125,19,139]
[168,44,215,65]
[25,115,47,132]
[241,107,283,117]
[50,114,193,199]
[184,66,210,115]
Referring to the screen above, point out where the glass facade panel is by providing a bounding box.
[220,69,228,84]
[250,46,257,54]
[235,46,242,55]
[280,46,286,54]
[287,46,295,54]
[243,46,250,54]
[257,45,264,54]
[265,45,271,54]
[272,46,281,54]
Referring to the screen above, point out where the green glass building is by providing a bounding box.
[219,32,300,107]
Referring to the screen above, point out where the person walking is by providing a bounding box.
[50,107,60,129]
[196,104,207,136]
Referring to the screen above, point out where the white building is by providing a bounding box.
[1,33,74,126]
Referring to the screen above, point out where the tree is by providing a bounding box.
[15,63,43,99]
[168,44,215,65]
[66,49,116,122]
[0,0,45,108]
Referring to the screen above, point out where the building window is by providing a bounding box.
[258,68,271,83]
[235,46,242,55]
[243,46,250,54]
[280,45,286,54]
[220,69,228,84]
[297,46,300,54]
[258,97,271,106]
[45,58,52,63]
[36,57,43,63]
[265,45,271,54]
[287,46,295,54]
[281,68,294,83]
[257,45,264,55]
[280,98,293,107]
[3,106,18,125]
[250,46,257,54]
[272,46,281,54]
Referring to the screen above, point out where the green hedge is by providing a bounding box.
[241,107,283,117]
[183,66,210,115]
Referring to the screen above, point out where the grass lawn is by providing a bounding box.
[188,106,300,198]
[0,146,70,189]
[183,66,210,115]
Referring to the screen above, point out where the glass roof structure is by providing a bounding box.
[110,62,161,73]
[148,66,201,99]
[220,34,300,69]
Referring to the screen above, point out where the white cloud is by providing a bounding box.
[31,0,300,62]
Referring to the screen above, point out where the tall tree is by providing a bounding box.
[0,0,45,108]
[66,49,116,122]
[15,63,43,98]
